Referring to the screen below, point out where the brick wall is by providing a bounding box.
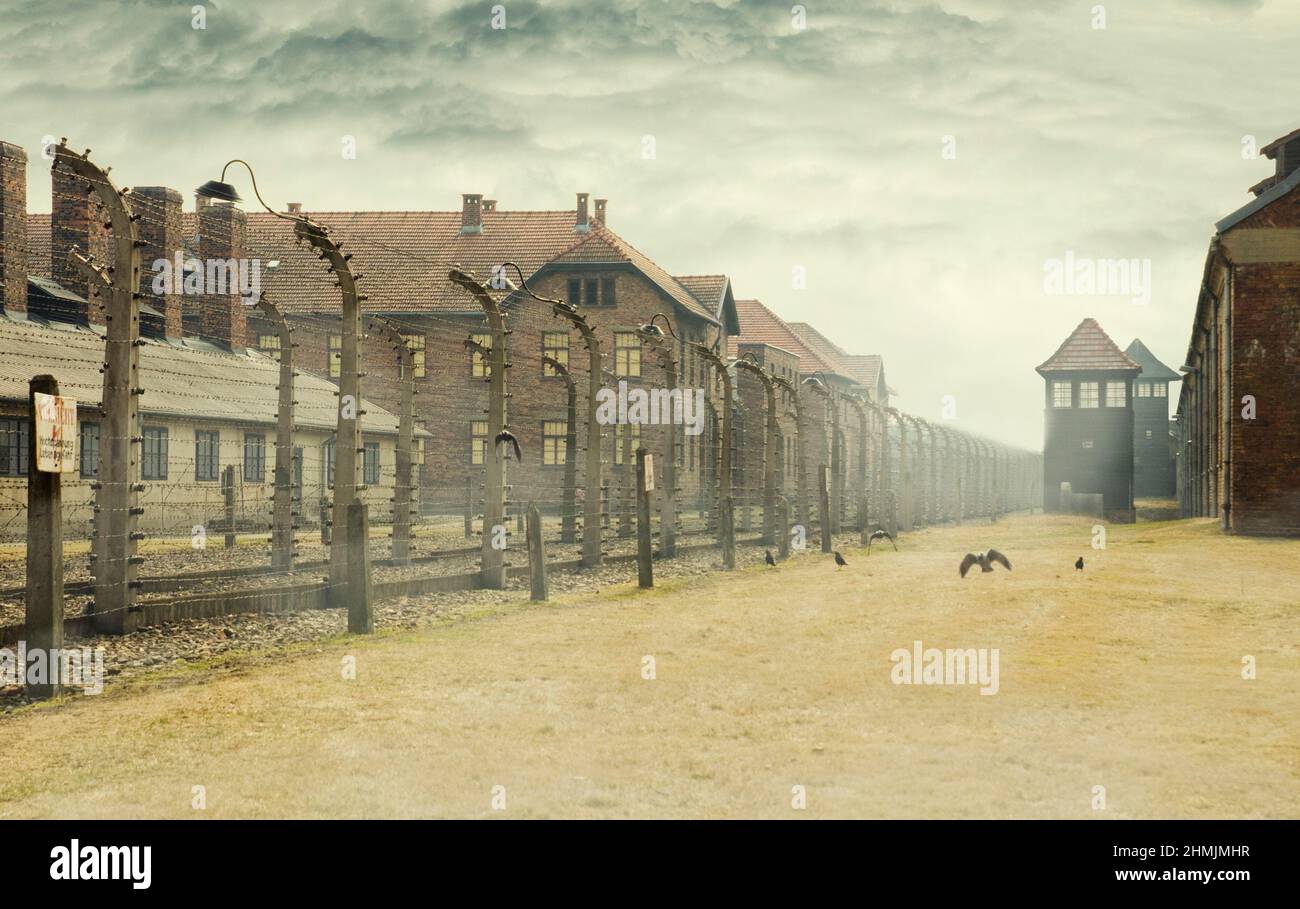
[1228,260,1300,533]
[0,141,26,317]
[249,267,724,523]
[197,202,248,349]
[130,186,184,340]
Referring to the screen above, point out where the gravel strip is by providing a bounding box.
[1,534,857,712]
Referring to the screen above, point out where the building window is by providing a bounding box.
[614,422,640,465]
[364,441,380,485]
[142,426,168,480]
[543,332,569,376]
[1136,381,1151,398]
[1051,381,1072,408]
[567,278,581,307]
[583,278,598,307]
[1082,440,1094,449]
[1105,382,1127,408]
[543,420,567,465]
[244,433,266,483]
[0,418,29,477]
[601,276,616,306]
[471,421,488,465]
[1154,383,1167,398]
[259,334,281,362]
[328,334,341,378]
[1145,429,1153,440]
[402,334,426,378]
[80,421,100,479]
[195,430,220,481]
[615,331,641,378]
[470,332,491,377]
[1079,381,1099,408]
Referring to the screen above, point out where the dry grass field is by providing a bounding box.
[0,512,1295,819]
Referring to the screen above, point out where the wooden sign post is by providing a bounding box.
[27,376,68,698]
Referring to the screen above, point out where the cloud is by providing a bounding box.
[0,0,1295,447]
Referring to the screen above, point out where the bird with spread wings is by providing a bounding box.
[958,550,1012,578]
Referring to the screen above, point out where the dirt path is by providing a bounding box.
[1,514,1295,818]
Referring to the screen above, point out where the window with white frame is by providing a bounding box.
[1105,382,1126,407]
[1079,382,1100,408]
[543,420,567,465]
[1052,381,1072,408]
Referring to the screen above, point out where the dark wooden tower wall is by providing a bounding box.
[1124,339,1180,498]
[1041,372,1136,514]
[1037,318,1141,521]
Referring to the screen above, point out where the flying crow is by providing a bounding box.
[1075,556,1084,571]
[495,429,522,462]
[867,529,897,554]
[833,551,848,569]
[765,550,776,567]
[959,550,1012,578]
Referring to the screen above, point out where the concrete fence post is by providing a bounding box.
[636,447,653,588]
[223,465,237,548]
[346,499,372,634]
[366,317,415,566]
[464,476,473,539]
[257,298,296,571]
[527,502,547,601]
[776,495,790,560]
[819,465,833,553]
[58,143,143,636]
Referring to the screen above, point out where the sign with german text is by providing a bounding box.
[34,392,77,473]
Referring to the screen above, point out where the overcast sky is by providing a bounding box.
[2,0,1295,448]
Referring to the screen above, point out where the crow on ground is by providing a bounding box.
[1075,556,1084,571]
[765,550,776,567]
[833,551,848,569]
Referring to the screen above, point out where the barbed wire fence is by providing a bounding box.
[6,142,1046,692]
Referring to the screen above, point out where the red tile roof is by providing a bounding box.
[29,205,723,326]
[786,321,885,395]
[25,214,50,278]
[675,275,727,313]
[1036,318,1141,374]
[240,209,590,314]
[841,354,883,390]
[727,299,838,374]
[549,227,718,324]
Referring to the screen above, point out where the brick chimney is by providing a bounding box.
[0,141,27,318]
[482,199,497,213]
[593,198,607,226]
[52,154,109,325]
[197,202,249,350]
[286,202,303,213]
[575,192,590,232]
[461,193,483,234]
[130,186,184,340]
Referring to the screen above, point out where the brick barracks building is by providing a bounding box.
[1177,126,1300,535]
[1,140,413,539]
[238,193,741,520]
[3,134,892,532]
